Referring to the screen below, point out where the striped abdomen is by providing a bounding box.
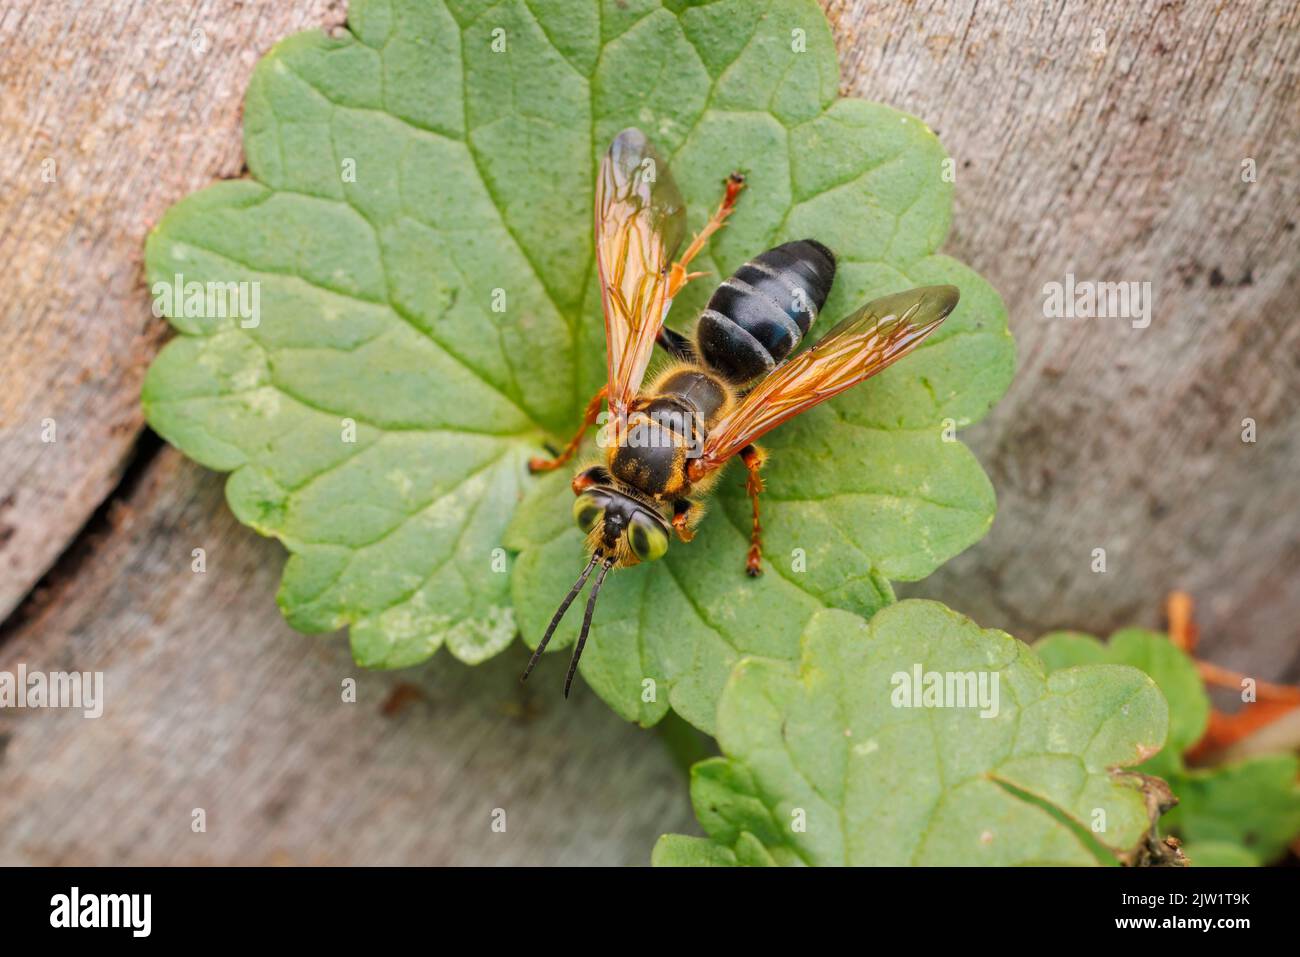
[694,239,836,384]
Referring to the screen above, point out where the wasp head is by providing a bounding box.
[571,485,670,567]
[519,479,671,697]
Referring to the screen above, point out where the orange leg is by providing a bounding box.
[528,386,607,473]
[740,445,766,577]
[667,172,746,298]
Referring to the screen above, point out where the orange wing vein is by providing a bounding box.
[595,128,686,426]
[689,285,960,479]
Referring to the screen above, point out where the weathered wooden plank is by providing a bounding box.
[0,447,694,865]
[827,0,1300,676]
[4,0,1297,669]
[0,0,348,619]
[1,0,1297,867]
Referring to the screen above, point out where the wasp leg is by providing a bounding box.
[740,444,766,577]
[528,386,607,473]
[671,499,701,542]
[656,326,694,361]
[667,172,746,298]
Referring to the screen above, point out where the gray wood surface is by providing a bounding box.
[1,0,1296,865]
[0,446,693,865]
[828,0,1300,676]
[0,0,346,620]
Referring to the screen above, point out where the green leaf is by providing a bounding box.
[657,600,1168,865]
[1181,840,1269,868]
[651,834,741,868]
[505,20,1013,729]
[1162,755,1300,865]
[1035,628,1300,865]
[1035,629,1208,778]
[143,0,1011,675]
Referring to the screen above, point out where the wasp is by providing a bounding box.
[522,128,958,696]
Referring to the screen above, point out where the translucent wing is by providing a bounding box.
[692,285,959,476]
[595,128,686,423]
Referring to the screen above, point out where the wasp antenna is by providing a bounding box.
[564,558,615,698]
[520,554,600,684]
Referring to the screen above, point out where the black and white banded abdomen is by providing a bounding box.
[694,239,836,384]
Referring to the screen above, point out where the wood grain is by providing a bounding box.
[0,447,694,865]
[0,0,1297,865]
[0,0,347,619]
[826,0,1300,676]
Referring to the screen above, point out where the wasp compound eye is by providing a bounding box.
[628,511,669,562]
[572,492,606,533]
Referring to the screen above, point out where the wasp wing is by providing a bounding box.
[693,285,959,474]
[595,128,687,424]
